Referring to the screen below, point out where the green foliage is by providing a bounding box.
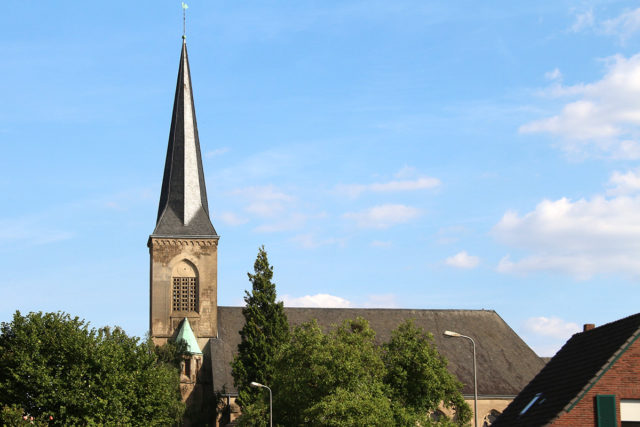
[268,318,469,426]
[305,384,392,427]
[272,318,394,426]
[232,246,289,424]
[0,311,184,426]
[153,335,188,367]
[231,250,469,426]
[233,399,269,427]
[382,320,472,425]
[1,404,49,426]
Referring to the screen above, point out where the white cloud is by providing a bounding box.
[336,177,440,198]
[545,68,562,81]
[524,316,580,339]
[497,254,622,280]
[570,7,640,41]
[521,54,640,159]
[343,204,421,229]
[231,185,294,218]
[606,169,640,195]
[493,194,640,279]
[0,218,73,248]
[521,316,582,356]
[217,211,248,226]
[570,9,594,33]
[281,293,399,309]
[370,177,440,192]
[521,100,618,141]
[445,251,480,269]
[370,240,392,248]
[602,8,640,41]
[246,201,286,217]
[291,233,345,249]
[335,167,440,198]
[205,147,230,158]
[394,165,419,179]
[282,293,352,308]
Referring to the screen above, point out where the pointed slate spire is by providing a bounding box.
[176,318,202,355]
[153,40,217,237]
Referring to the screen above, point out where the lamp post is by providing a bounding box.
[444,330,478,427]
[250,381,272,427]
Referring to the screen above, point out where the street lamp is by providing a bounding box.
[250,381,272,427]
[444,330,478,427]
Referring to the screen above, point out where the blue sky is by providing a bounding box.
[3,1,640,356]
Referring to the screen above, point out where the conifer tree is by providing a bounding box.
[232,246,289,425]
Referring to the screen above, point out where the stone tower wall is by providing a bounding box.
[149,237,219,344]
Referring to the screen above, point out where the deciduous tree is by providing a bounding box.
[231,250,470,426]
[0,311,184,426]
[382,320,472,425]
[272,318,394,426]
[271,318,470,426]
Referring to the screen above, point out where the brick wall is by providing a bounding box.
[551,337,640,426]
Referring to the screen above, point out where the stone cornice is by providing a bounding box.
[149,237,219,247]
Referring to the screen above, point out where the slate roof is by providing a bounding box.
[492,312,640,427]
[152,40,217,238]
[210,307,545,396]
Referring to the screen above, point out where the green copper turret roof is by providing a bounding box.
[176,317,202,355]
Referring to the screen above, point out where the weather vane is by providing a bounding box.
[182,2,189,39]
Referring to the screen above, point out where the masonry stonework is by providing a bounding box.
[149,237,219,345]
[438,398,511,425]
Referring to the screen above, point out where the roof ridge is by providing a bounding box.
[562,323,640,414]
[581,311,640,335]
[219,306,496,313]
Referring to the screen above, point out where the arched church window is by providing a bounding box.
[172,261,198,312]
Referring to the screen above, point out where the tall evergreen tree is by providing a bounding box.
[232,246,289,425]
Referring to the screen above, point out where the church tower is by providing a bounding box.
[148,38,219,352]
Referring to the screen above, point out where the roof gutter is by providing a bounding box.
[462,394,518,400]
